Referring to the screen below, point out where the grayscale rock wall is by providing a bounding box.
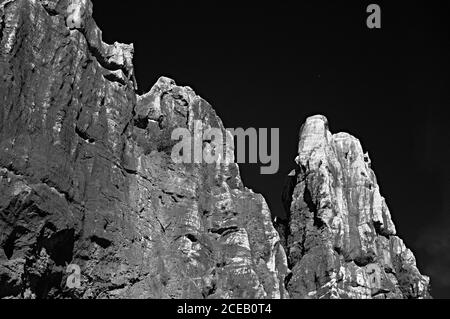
[0,0,429,299]
[279,115,430,298]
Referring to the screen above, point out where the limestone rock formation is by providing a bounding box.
[278,115,431,299]
[0,0,288,299]
[0,0,429,299]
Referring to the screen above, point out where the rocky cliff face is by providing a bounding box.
[278,115,430,299]
[0,0,288,299]
[0,0,429,299]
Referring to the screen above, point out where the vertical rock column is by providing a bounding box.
[282,115,431,299]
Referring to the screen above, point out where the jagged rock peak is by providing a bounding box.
[281,115,431,299]
[0,0,289,299]
[0,0,431,300]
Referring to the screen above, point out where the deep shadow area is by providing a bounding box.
[92,1,450,298]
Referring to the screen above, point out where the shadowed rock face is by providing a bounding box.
[0,0,288,299]
[0,1,429,299]
[279,115,431,299]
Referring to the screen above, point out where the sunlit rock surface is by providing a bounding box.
[0,0,288,299]
[0,0,429,299]
[278,115,431,299]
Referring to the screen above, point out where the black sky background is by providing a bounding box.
[93,1,450,298]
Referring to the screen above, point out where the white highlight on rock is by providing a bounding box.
[66,0,87,29]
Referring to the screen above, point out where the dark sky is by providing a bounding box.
[93,1,450,298]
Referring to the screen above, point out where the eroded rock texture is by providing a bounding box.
[0,0,429,300]
[0,0,288,298]
[279,115,431,299]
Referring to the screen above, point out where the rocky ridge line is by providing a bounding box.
[0,0,430,299]
[278,115,430,298]
[0,0,288,299]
